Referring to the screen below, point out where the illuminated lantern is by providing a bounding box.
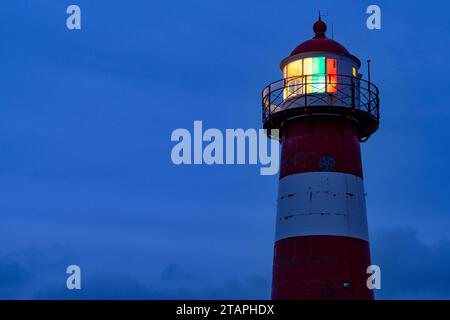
[262,16,380,300]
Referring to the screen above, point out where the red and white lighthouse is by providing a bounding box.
[262,16,380,300]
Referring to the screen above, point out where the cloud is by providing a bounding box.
[33,266,270,300]
[372,227,450,299]
[160,264,196,282]
[34,273,159,300]
[205,275,270,300]
[2,227,450,299]
[0,262,31,289]
[0,247,75,299]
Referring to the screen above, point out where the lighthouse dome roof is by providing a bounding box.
[289,16,351,57]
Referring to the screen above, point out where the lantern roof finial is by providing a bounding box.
[313,14,327,38]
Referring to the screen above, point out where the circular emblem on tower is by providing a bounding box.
[319,155,336,171]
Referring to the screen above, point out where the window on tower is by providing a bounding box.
[304,57,325,93]
[327,58,338,93]
[283,57,339,99]
[283,60,303,99]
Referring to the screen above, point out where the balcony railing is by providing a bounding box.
[262,74,380,141]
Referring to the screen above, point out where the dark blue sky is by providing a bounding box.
[0,0,449,299]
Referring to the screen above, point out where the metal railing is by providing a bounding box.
[262,74,380,130]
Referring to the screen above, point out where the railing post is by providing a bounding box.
[327,74,331,94]
[304,75,307,107]
[351,76,355,108]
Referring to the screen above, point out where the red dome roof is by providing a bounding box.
[289,16,350,56]
[290,38,350,56]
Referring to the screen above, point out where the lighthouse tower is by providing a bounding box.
[262,16,380,300]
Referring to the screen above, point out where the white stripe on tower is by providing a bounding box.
[276,172,368,242]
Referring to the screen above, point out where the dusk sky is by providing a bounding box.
[0,0,449,299]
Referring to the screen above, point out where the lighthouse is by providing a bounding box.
[262,16,380,300]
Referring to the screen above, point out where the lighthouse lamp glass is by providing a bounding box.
[283,56,339,99]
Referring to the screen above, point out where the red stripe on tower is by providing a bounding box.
[261,15,380,300]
